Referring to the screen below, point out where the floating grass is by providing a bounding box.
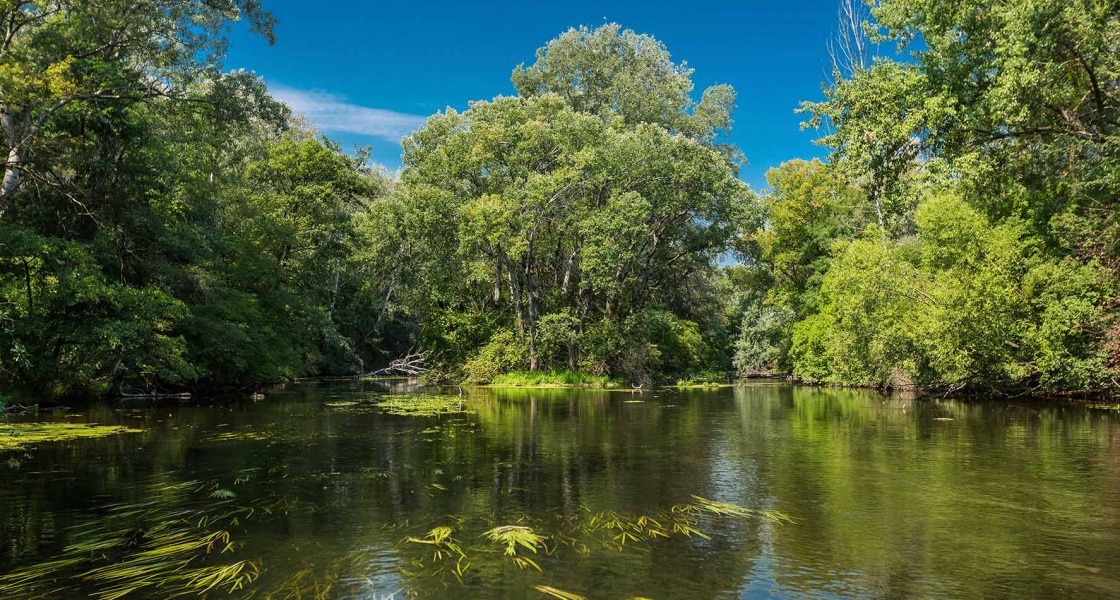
[401,525,470,582]
[0,422,141,452]
[373,394,468,417]
[252,550,371,600]
[201,427,272,443]
[484,525,548,557]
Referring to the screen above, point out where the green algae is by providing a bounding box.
[374,394,468,417]
[0,422,142,452]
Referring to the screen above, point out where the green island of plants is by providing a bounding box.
[0,422,142,452]
[487,370,622,388]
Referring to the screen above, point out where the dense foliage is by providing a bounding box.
[386,26,750,384]
[736,0,1120,394]
[0,1,392,398]
[2,2,1116,398]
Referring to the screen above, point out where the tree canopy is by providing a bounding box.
[1,6,1116,400]
[391,25,751,383]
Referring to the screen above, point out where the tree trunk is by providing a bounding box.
[560,249,577,295]
[0,100,25,214]
[493,255,502,303]
[509,270,525,336]
[327,263,341,319]
[526,266,540,372]
[0,143,22,213]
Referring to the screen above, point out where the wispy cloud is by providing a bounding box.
[269,83,427,142]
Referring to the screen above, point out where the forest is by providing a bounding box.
[0,0,1117,401]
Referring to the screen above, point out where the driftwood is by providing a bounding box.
[119,392,192,400]
[360,349,427,377]
[3,403,44,414]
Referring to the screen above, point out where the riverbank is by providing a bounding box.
[484,370,624,389]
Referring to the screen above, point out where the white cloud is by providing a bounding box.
[269,83,427,142]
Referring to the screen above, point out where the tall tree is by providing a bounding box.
[396,90,749,376]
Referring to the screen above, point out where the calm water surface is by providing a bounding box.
[2,381,1119,599]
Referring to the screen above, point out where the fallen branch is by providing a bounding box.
[3,403,41,414]
[360,349,427,377]
[119,392,192,400]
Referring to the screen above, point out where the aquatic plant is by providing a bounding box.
[402,525,470,581]
[392,496,789,587]
[0,422,141,452]
[484,525,548,556]
[252,549,381,599]
[201,427,273,443]
[374,394,468,417]
[483,525,548,571]
[534,585,588,600]
[0,477,292,599]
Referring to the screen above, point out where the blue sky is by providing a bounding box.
[225,0,848,191]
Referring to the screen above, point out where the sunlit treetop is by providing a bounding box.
[512,23,738,143]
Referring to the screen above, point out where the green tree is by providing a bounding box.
[512,23,736,142]
[754,158,865,318]
[0,0,276,212]
[793,0,1120,392]
[791,194,1110,393]
[394,25,753,381]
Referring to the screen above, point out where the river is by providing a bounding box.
[1,381,1118,599]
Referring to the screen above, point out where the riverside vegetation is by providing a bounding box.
[1,1,1118,400]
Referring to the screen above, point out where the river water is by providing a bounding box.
[1,381,1119,599]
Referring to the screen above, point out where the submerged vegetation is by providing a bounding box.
[0,478,276,599]
[373,394,468,417]
[323,392,472,417]
[0,440,786,599]
[394,495,789,586]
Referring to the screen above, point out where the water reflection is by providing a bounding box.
[1,382,1118,598]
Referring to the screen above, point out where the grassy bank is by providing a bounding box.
[672,371,732,389]
[486,371,623,388]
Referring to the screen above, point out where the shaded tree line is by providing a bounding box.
[0,1,405,398]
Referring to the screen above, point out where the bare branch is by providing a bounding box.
[361,349,428,377]
[827,0,876,84]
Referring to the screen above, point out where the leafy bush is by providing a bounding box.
[0,227,196,397]
[789,194,1111,393]
[535,311,580,371]
[733,293,792,376]
[462,330,529,384]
